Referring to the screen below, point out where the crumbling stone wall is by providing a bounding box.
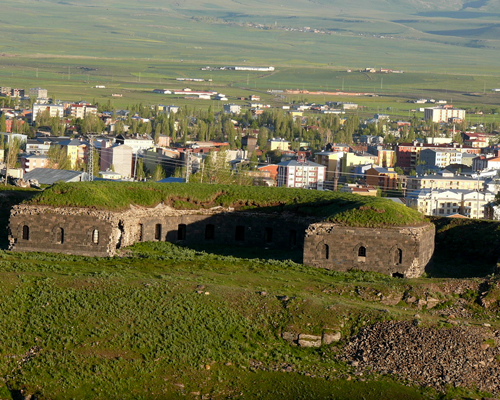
[303,223,435,278]
[8,204,313,257]
[9,205,435,278]
[8,205,118,257]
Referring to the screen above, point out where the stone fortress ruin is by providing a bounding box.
[9,201,435,278]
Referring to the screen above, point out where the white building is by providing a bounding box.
[32,104,64,121]
[424,106,465,123]
[277,159,326,190]
[69,104,98,119]
[406,188,495,219]
[223,104,241,114]
[116,135,155,155]
[419,148,463,168]
[100,143,133,178]
[29,87,48,99]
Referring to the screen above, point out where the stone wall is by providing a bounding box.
[8,205,119,257]
[9,204,435,278]
[302,223,435,278]
[8,204,313,257]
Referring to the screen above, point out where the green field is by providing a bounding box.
[0,240,493,399]
[1,0,500,113]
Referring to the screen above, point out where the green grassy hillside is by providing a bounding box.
[1,0,500,72]
[24,182,428,227]
[0,240,496,399]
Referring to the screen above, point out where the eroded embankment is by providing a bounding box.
[342,320,500,393]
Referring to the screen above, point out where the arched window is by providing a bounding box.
[323,244,330,260]
[265,227,273,243]
[289,229,297,246]
[358,246,366,257]
[22,225,30,241]
[58,228,65,244]
[396,248,403,265]
[177,224,187,240]
[235,226,245,241]
[138,223,144,242]
[205,224,215,240]
[155,224,162,241]
[92,229,99,244]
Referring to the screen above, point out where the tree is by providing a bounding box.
[152,164,166,181]
[0,113,6,132]
[136,159,146,181]
[6,137,22,169]
[48,145,71,170]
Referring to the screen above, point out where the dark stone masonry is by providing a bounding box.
[8,204,435,278]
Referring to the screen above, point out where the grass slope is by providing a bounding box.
[25,182,427,227]
[0,241,491,399]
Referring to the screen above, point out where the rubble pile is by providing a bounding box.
[342,320,500,393]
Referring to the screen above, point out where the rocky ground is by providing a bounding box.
[342,320,500,394]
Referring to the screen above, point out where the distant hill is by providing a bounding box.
[1,0,500,72]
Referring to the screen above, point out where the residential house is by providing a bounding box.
[407,172,484,191]
[342,152,378,175]
[59,138,88,168]
[406,188,494,219]
[395,141,479,171]
[424,105,465,123]
[99,171,123,180]
[100,143,133,178]
[20,154,49,173]
[367,145,395,167]
[473,155,500,172]
[32,104,64,121]
[277,159,326,190]
[340,184,378,196]
[29,88,48,100]
[115,134,155,155]
[223,104,241,114]
[419,148,463,169]
[315,151,344,181]
[365,167,400,192]
[268,139,291,151]
[69,103,98,119]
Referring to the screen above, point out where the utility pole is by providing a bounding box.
[200,158,204,183]
[134,150,139,181]
[333,160,340,191]
[476,175,480,219]
[185,151,190,183]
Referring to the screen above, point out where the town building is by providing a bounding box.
[20,154,49,173]
[32,104,65,121]
[395,141,479,171]
[472,155,500,172]
[315,151,343,181]
[29,87,48,100]
[419,148,463,169]
[223,104,241,114]
[100,143,133,178]
[407,172,485,191]
[406,188,495,219]
[268,138,291,151]
[365,167,400,192]
[69,103,98,119]
[424,105,465,123]
[277,159,326,190]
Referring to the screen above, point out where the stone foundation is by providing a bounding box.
[302,223,435,278]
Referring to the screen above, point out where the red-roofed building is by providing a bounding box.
[258,164,278,181]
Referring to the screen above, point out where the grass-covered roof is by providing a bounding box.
[25,182,428,228]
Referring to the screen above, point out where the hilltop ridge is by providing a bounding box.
[24,182,427,228]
